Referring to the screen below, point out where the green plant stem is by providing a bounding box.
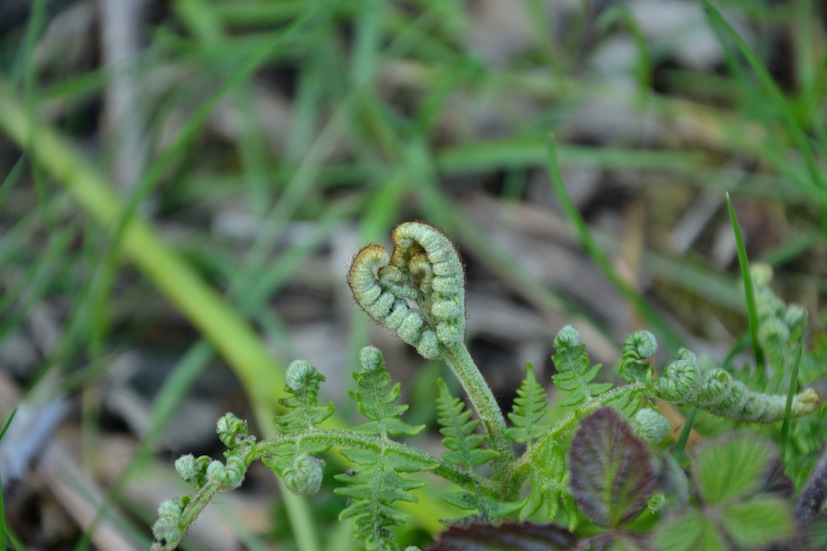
[672,407,698,462]
[0,77,284,424]
[304,429,500,497]
[442,343,515,488]
[510,382,647,479]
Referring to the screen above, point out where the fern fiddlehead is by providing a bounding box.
[654,348,819,423]
[348,222,515,480]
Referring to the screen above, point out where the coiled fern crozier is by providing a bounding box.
[152,221,820,551]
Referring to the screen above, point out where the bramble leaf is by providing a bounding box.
[505,363,550,445]
[654,510,726,551]
[569,407,658,528]
[692,434,773,505]
[721,496,794,549]
[425,521,577,551]
[552,326,613,407]
[658,434,795,550]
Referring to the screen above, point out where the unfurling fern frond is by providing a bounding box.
[347,221,466,360]
[551,326,613,407]
[506,363,550,446]
[335,347,435,550]
[263,360,334,495]
[655,348,819,423]
[616,330,658,383]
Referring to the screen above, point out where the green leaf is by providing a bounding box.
[551,326,613,407]
[335,459,426,551]
[335,346,436,549]
[505,363,550,445]
[692,434,772,505]
[426,521,577,551]
[654,511,726,551]
[349,346,425,438]
[440,492,480,511]
[569,408,658,528]
[721,496,794,549]
[436,379,498,468]
[519,438,576,526]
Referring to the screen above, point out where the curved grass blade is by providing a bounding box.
[726,193,764,370]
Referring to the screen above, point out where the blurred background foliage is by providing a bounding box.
[0,0,826,549]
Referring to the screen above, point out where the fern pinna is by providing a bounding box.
[152,222,821,551]
[334,346,436,551]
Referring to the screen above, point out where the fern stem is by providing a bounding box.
[442,343,516,487]
[509,382,647,479]
[282,428,501,497]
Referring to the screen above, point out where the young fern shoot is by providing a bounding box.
[152,222,821,551]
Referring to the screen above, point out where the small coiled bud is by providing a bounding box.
[758,318,790,346]
[217,412,249,448]
[174,454,211,487]
[625,330,658,359]
[632,408,670,444]
[359,346,384,373]
[554,325,580,349]
[618,330,658,382]
[655,351,701,403]
[286,360,322,394]
[696,368,733,407]
[282,453,325,496]
[784,305,806,335]
[647,492,667,513]
[157,498,183,519]
[206,456,246,491]
[152,499,183,547]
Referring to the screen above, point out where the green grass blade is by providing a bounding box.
[672,407,698,462]
[725,193,764,370]
[0,155,25,209]
[703,0,826,196]
[780,341,803,462]
[0,74,283,424]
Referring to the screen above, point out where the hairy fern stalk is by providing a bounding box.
[152,222,820,551]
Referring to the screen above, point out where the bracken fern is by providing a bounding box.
[152,221,822,551]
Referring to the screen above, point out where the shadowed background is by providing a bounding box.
[0,1,826,549]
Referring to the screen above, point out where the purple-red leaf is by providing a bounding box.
[426,521,577,551]
[569,407,658,527]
